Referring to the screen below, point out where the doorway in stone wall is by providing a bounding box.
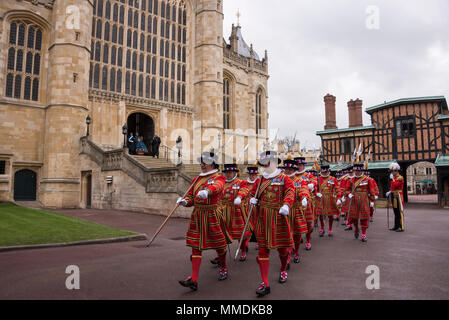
[14,169,37,201]
[127,113,155,155]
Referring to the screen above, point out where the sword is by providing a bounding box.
[235,178,262,261]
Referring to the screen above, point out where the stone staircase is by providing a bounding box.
[132,155,177,169]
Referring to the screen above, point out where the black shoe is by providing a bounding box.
[395,228,404,232]
[354,233,359,239]
[256,282,271,297]
[179,278,198,291]
[279,271,288,284]
[293,255,300,264]
[287,263,290,271]
[218,268,228,281]
[210,257,220,265]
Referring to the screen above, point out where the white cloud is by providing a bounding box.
[223,0,449,149]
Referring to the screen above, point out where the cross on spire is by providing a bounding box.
[236,9,241,27]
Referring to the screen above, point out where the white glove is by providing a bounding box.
[390,174,394,180]
[250,198,258,206]
[197,190,209,199]
[336,199,342,206]
[177,198,188,207]
[348,193,354,199]
[342,196,346,203]
[370,202,374,208]
[386,191,391,197]
[308,183,314,192]
[302,198,308,208]
[234,197,242,206]
[375,196,379,200]
[316,193,322,198]
[279,205,289,216]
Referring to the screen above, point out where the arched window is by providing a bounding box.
[97,0,104,17]
[111,46,117,65]
[103,44,108,63]
[152,56,156,74]
[145,76,150,98]
[126,29,132,47]
[104,22,110,41]
[94,64,100,88]
[105,1,111,19]
[132,30,137,49]
[117,69,122,92]
[147,16,152,33]
[6,20,43,101]
[113,4,118,22]
[96,20,102,38]
[132,51,137,70]
[146,35,152,52]
[223,77,232,129]
[146,55,151,73]
[118,27,124,44]
[128,9,133,26]
[151,77,156,99]
[170,81,174,102]
[102,66,108,90]
[95,42,101,61]
[159,79,163,100]
[256,89,264,134]
[126,50,131,68]
[140,13,145,32]
[110,68,116,91]
[140,33,145,50]
[112,24,117,43]
[138,74,143,97]
[119,6,125,24]
[117,47,123,66]
[125,71,130,94]
[139,54,144,72]
[131,73,136,95]
[134,11,139,28]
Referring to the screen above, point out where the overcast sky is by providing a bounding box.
[222,0,449,149]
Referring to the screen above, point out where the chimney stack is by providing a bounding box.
[348,99,363,128]
[324,94,337,130]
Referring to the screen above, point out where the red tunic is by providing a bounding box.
[290,175,309,235]
[221,178,251,240]
[345,175,377,220]
[184,171,232,251]
[390,175,405,210]
[295,172,316,223]
[315,175,339,216]
[250,171,295,250]
[238,178,261,233]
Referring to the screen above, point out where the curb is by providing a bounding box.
[0,233,148,253]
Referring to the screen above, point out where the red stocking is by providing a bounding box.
[191,249,202,283]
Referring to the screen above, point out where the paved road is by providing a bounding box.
[0,204,448,300]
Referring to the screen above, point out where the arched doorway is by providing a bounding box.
[406,161,438,204]
[127,113,155,155]
[86,174,92,208]
[14,169,37,201]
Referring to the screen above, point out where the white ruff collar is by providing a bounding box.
[263,168,282,180]
[226,175,238,183]
[287,173,296,178]
[296,169,306,175]
[199,169,218,177]
[247,178,257,184]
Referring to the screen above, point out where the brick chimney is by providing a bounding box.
[348,99,363,128]
[324,94,337,130]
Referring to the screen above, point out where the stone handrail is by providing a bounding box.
[80,137,191,196]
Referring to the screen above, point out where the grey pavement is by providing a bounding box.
[0,204,448,300]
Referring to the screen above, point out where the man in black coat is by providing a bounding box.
[128,133,136,155]
[152,135,161,158]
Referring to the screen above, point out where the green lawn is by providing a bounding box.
[0,203,136,247]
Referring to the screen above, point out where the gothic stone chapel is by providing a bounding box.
[0,0,270,211]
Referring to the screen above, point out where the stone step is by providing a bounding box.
[132,156,177,169]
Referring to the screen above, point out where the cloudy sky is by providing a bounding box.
[222,0,449,149]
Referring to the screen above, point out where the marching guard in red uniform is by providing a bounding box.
[335,170,345,221]
[345,163,378,242]
[315,164,339,237]
[342,166,355,230]
[235,164,260,260]
[387,163,405,232]
[295,157,316,251]
[249,151,295,297]
[282,156,308,266]
[364,169,379,222]
[177,151,232,291]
